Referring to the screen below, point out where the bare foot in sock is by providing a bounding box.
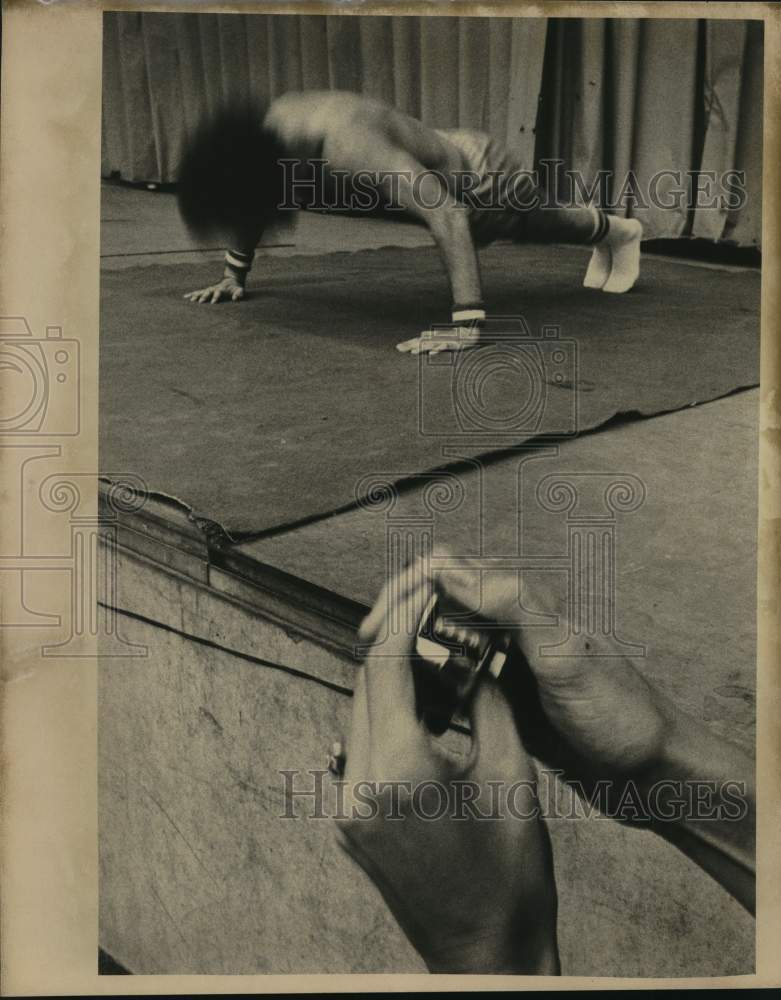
[583,241,612,289]
[602,217,643,293]
[583,217,643,293]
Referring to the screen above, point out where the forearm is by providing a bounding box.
[425,204,484,313]
[641,704,755,912]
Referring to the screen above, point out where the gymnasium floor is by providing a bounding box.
[99,180,759,977]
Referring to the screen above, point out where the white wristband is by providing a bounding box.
[225,251,253,271]
[451,307,486,325]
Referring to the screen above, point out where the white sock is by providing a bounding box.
[583,242,612,289]
[602,218,643,293]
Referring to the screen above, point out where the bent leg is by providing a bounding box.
[521,204,642,294]
[446,131,642,294]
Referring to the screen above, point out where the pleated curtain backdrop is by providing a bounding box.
[536,18,763,246]
[101,12,763,246]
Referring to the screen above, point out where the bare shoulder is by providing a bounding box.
[264,91,381,154]
[265,90,455,170]
[265,90,385,132]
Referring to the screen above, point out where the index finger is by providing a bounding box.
[358,556,431,647]
[435,559,535,628]
[362,578,432,763]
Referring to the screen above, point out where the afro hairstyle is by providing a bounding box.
[176,104,289,242]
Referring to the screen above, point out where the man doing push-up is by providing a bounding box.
[177,91,642,354]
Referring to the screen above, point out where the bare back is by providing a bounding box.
[264,91,468,196]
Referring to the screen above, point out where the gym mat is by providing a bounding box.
[99,243,759,535]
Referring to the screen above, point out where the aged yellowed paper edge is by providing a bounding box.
[0,0,778,993]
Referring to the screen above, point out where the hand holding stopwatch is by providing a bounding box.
[413,592,509,734]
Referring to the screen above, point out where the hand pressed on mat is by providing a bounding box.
[396,325,482,355]
[184,275,245,304]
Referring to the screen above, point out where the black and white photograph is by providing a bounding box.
[89,5,762,981]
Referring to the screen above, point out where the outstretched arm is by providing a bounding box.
[641,709,755,913]
[399,172,487,354]
[410,180,483,317]
[360,142,486,354]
